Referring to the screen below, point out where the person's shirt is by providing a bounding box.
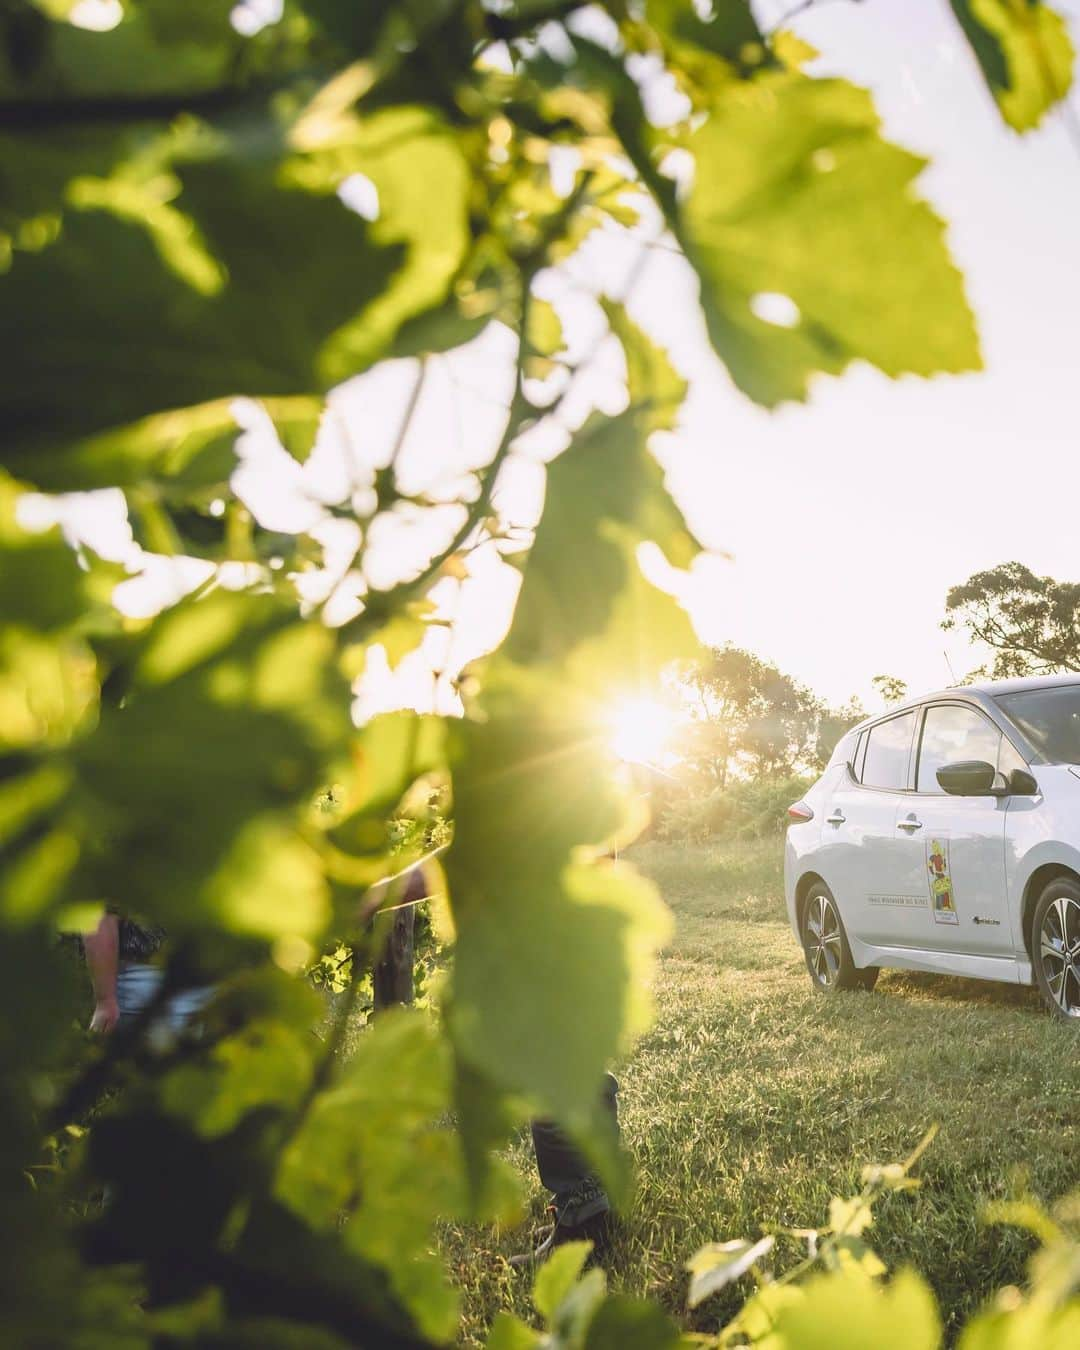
[116,914,167,962]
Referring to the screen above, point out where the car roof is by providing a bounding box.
[846,673,1080,736]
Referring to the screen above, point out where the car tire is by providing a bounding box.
[1032,877,1080,1021]
[800,882,878,994]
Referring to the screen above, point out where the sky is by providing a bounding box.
[23,0,1080,720]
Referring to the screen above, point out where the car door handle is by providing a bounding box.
[897,816,923,832]
[826,812,846,825]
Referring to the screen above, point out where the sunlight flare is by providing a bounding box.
[608,697,677,766]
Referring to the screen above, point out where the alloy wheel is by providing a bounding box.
[806,893,843,989]
[1039,894,1080,1018]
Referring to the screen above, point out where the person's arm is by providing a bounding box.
[84,912,120,1034]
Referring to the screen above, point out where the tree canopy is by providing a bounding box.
[944,561,1080,678]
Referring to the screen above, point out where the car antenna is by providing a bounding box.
[943,648,959,686]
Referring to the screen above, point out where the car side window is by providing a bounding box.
[996,735,1028,778]
[860,711,916,790]
[851,729,867,778]
[916,704,1003,793]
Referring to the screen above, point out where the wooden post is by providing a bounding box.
[372,867,424,1010]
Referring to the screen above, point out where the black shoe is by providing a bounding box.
[509,1179,612,1267]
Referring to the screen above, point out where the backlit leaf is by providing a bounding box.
[829,1194,875,1238]
[534,1241,592,1322]
[448,669,672,1116]
[763,1267,941,1349]
[72,592,351,938]
[487,1313,542,1350]
[584,1296,683,1350]
[508,412,698,668]
[683,73,981,406]
[950,1,1074,131]
[686,1235,775,1307]
[276,1010,465,1342]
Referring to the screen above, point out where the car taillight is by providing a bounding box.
[787,801,814,823]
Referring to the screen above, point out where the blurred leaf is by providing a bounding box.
[449,668,672,1118]
[949,1,1074,131]
[159,1021,315,1138]
[486,1312,542,1350]
[829,1195,875,1238]
[0,473,94,629]
[508,411,698,669]
[4,399,240,493]
[686,1236,775,1307]
[303,0,457,61]
[683,73,981,406]
[0,131,400,466]
[526,297,566,377]
[958,1301,1080,1350]
[451,1058,527,1220]
[267,396,324,466]
[292,106,472,385]
[601,300,686,434]
[983,1196,1064,1247]
[583,1296,682,1350]
[826,1236,888,1279]
[276,1010,465,1342]
[330,713,446,857]
[528,298,565,358]
[0,624,96,752]
[73,592,351,938]
[763,1267,941,1349]
[645,0,767,71]
[0,2,243,101]
[549,1267,607,1350]
[373,609,430,670]
[534,1241,592,1322]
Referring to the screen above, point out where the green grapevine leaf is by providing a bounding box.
[683,73,981,406]
[295,106,472,385]
[158,1021,315,1138]
[508,410,698,668]
[73,591,352,938]
[686,1236,775,1307]
[276,1010,466,1342]
[766,1267,941,1349]
[534,1241,593,1322]
[601,301,687,435]
[645,0,767,71]
[486,1314,542,1349]
[448,669,672,1117]
[583,1296,683,1350]
[949,1,1074,131]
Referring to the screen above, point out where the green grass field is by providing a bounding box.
[443,838,1080,1345]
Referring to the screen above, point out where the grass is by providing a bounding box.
[442,837,1080,1345]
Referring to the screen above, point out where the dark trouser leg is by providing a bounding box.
[530,1072,619,1229]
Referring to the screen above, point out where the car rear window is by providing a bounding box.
[995,685,1080,764]
[860,710,916,790]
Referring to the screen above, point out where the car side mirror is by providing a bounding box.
[936,760,1006,796]
[1008,768,1038,796]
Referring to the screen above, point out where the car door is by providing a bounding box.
[890,701,1013,957]
[819,708,920,945]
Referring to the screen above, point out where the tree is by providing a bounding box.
[813,695,868,770]
[872,674,908,706]
[944,561,1080,677]
[677,646,822,786]
[0,1,1073,1346]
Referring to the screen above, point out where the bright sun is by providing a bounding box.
[608,697,677,766]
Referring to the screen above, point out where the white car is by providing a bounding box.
[785,674,1080,1021]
